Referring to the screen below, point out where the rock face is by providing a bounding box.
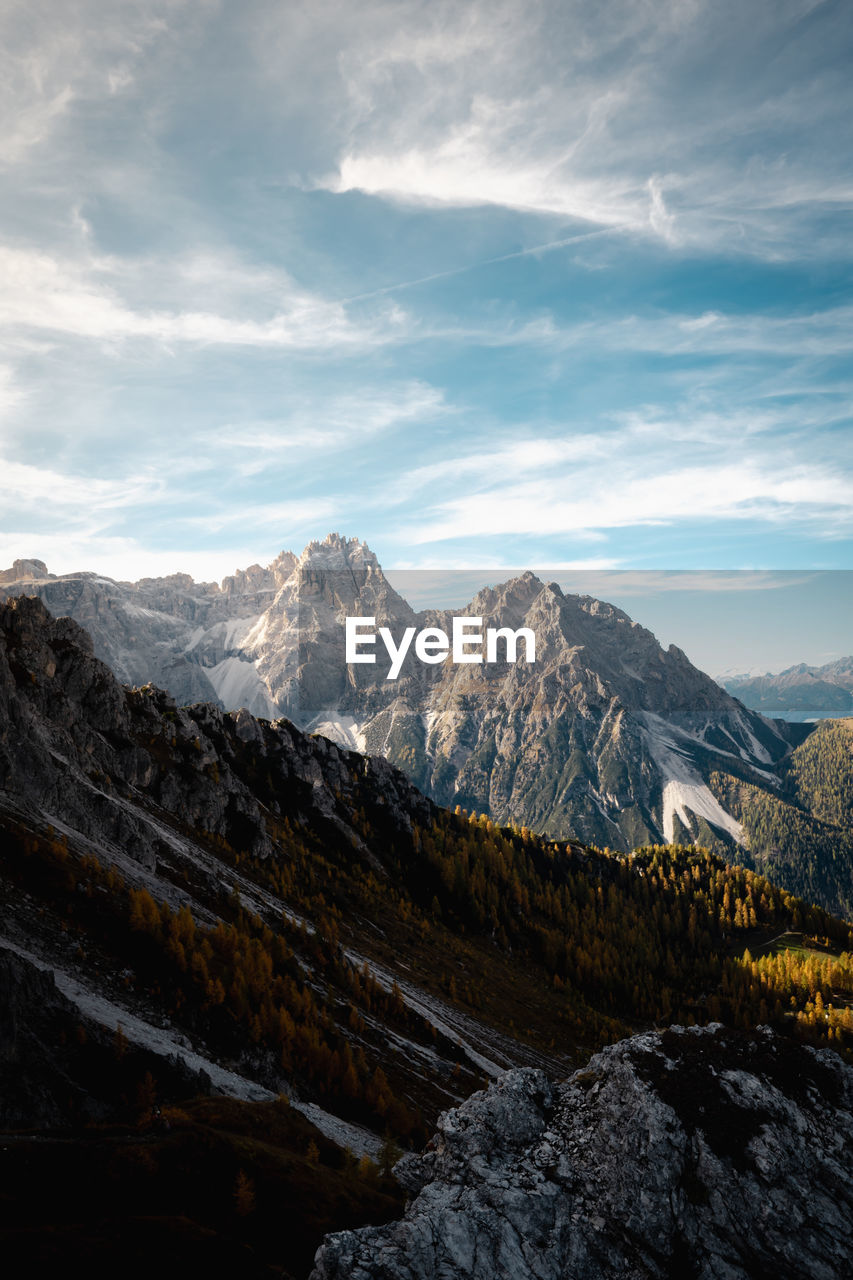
[0,535,799,855]
[312,1024,853,1280]
[0,549,297,716]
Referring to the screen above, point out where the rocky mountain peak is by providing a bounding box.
[297,532,380,572]
[0,558,52,584]
[220,549,297,598]
[0,537,797,856]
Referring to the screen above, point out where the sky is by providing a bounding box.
[387,570,853,675]
[2,1,852,618]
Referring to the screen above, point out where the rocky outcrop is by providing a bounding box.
[313,1023,853,1280]
[0,558,52,584]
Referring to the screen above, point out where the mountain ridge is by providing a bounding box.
[312,1025,853,1280]
[0,535,801,864]
[723,657,853,722]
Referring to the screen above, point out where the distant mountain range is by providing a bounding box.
[723,659,853,722]
[5,535,853,917]
[0,536,801,861]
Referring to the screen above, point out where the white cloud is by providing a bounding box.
[0,246,401,351]
[0,363,27,419]
[0,0,185,167]
[318,0,853,257]
[175,498,336,535]
[404,461,853,545]
[387,393,853,548]
[0,457,164,515]
[331,92,659,234]
[391,434,609,500]
[214,381,447,471]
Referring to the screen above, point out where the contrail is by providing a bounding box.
[340,226,623,305]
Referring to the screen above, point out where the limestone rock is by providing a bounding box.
[312,1024,853,1280]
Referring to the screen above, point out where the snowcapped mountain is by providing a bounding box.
[0,535,799,854]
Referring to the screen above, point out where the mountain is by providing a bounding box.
[0,551,297,716]
[2,594,853,1275]
[723,659,853,722]
[313,1025,853,1280]
[0,536,802,862]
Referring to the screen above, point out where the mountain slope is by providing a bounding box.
[711,717,853,918]
[2,594,851,1109]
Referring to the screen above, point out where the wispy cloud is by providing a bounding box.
[0,246,403,351]
[426,303,853,361]
[320,0,853,258]
[0,0,178,167]
[214,381,447,473]
[388,397,853,548]
[1,0,850,587]
[404,463,853,545]
[392,434,609,497]
[175,498,336,535]
[0,457,165,517]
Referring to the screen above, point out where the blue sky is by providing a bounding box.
[1,0,852,596]
[388,571,853,674]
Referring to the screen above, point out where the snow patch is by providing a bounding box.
[206,656,278,718]
[642,714,744,845]
[661,778,743,845]
[121,602,186,628]
[184,615,261,653]
[308,711,367,752]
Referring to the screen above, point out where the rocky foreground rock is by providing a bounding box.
[312,1023,853,1280]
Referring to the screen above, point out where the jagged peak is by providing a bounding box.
[466,569,545,613]
[297,533,381,572]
